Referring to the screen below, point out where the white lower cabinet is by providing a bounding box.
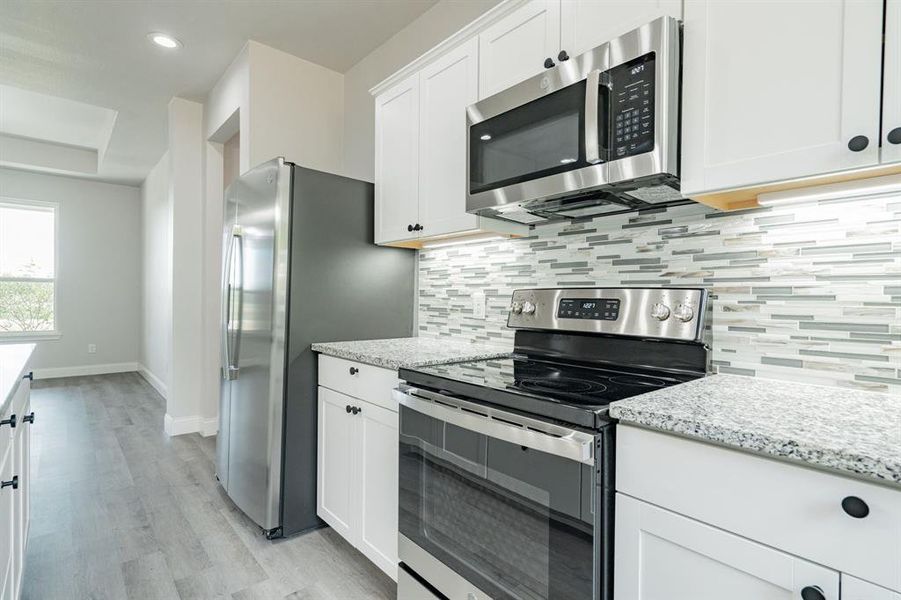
[615,493,841,599]
[316,385,399,580]
[843,577,901,600]
[1,372,31,600]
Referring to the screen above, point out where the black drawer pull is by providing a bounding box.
[345,405,352,413]
[23,371,33,381]
[23,412,34,424]
[543,57,555,69]
[841,495,869,518]
[801,585,825,600]
[1,414,16,429]
[351,406,361,415]
[1,476,18,490]
[847,135,869,152]
[407,224,414,232]
[349,367,359,375]
[557,50,570,62]
[888,127,901,144]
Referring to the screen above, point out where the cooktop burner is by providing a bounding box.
[402,355,694,421]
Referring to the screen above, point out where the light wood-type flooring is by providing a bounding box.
[23,373,395,600]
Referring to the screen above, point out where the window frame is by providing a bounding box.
[0,197,60,341]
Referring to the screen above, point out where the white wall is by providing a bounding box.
[342,0,501,182]
[247,41,344,173]
[139,153,171,397]
[0,167,141,374]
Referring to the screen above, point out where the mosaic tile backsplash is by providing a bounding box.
[417,195,901,393]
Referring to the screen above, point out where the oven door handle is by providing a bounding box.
[396,388,595,465]
[584,69,603,165]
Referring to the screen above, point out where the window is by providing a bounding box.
[0,200,57,337]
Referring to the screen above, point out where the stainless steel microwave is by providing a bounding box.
[466,17,683,224]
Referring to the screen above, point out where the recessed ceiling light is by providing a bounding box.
[148,32,182,49]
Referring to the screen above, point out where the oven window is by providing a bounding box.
[470,80,608,195]
[399,405,597,600]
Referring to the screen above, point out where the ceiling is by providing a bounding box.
[0,0,438,185]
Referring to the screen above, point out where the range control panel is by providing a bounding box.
[507,287,708,342]
[557,298,620,320]
[609,52,656,160]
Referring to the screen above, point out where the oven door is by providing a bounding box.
[396,386,604,600]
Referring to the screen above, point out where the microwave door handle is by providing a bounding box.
[584,69,603,165]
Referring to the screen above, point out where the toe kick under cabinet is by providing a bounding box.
[614,425,901,599]
[1,371,33,600]
[316,355,399,580]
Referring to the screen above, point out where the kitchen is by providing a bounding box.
[0,0,899,599]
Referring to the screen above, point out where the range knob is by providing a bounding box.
[673,304,695,323]
[510,301,523,315]
[650,303,671,321]
[522,301,536,315]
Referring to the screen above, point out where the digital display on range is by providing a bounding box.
[557,298,621,320]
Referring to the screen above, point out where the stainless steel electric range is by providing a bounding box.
[394,287,710,600]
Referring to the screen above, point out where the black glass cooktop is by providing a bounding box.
[400,355,697,429]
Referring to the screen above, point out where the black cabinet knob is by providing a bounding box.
[349,367,359,375]
[847,135,869,152]
[351,406,362,415]
[558,50,570,62]
[23,412,34,424]
[841,495,869,518]
[23,371,33,381]
[888,127,901,145]
[0,414,16,429]
[345,405,352,413]
[407,224,414,232]
[801,586,825,600]
[544,57,555,69]
[1,476,18,490]
[413,223,423,231]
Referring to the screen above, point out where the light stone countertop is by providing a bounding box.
[311,337,512,371]
[609,374,901,487]
[0,344,35,416]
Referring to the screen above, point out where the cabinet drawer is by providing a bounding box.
[616,426,901,591]
[10,377,29,419]
[318,355,400,412]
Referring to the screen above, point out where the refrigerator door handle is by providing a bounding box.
[221,226,242,381]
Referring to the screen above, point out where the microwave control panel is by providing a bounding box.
[609,52,656,160]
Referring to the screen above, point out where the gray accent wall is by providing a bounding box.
[418,195,901,393]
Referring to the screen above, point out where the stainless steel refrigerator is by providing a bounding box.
[217,157,415,538]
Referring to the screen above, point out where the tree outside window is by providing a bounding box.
[0,200,57,337]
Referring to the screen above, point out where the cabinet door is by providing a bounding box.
[0,445,13,599]
[843,576,901,600]
[419,38,480,238]
[681,0,884,196]
[356,400,399,580]
[615,494,840,600]
[316,387,357,541]
[560,0,681,57]
[375,74,420,244]
[884,0,901,164]
[478,0,561,100]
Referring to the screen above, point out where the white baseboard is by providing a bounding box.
[200,417,218,437]
[137,364,168,399]
[32,362,138,380]
[164,413,219,437]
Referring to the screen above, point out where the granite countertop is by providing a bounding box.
[609,374,901,487]
[311,337,512,370]
[0,344,36,415]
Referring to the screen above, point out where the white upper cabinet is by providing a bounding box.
[418,38,480,238]
[374,74,420,245]
[884,0,901,164]
[560,0,682,57]
[615,494,841,600]
[478,0,561,100]
[681,0,885,197]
